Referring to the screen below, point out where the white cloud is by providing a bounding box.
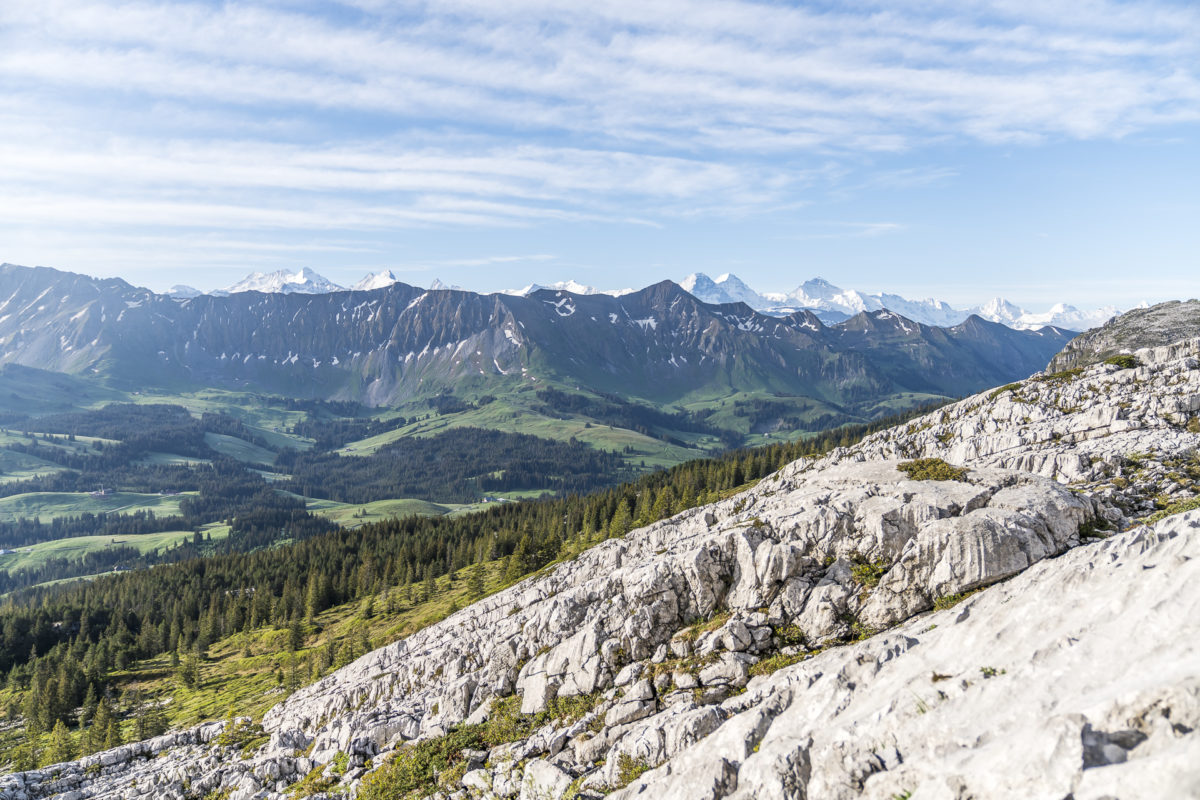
[0,0,1197,276]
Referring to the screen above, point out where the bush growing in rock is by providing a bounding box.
[1104,354,1141,369]
[897,458,968,482]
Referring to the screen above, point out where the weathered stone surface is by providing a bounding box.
[612,511,1200,800]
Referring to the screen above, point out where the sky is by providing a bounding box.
[1,0,1198,310]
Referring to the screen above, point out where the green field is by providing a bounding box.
[0,523,230,573]
[203,433,278,466]
[0,449,69,484]
[306,497,459,527]
[127,387,304,427]
[0,491,194,523]
[0,364,121,416]
[0,429,119,455]
[139,451,213,467]
[338,396,711,470]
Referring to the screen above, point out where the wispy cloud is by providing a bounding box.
[0,0,1197,278]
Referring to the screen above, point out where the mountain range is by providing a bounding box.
[0,263,1073,436]
[167,266,1120,332]
[679,272,1121,330]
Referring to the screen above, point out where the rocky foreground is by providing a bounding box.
[3,338,1200,799]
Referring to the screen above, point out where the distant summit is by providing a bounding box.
[351,270,399,291]
[502,280,634,297]
[679,273,772,308]
[677,272,1120,331]
[219,267,344,295]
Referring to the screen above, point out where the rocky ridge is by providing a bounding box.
[1048,299,1200,372]
[3,339,1200,799]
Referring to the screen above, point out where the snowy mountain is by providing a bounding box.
[677,272,1119,331]
[503,280,634,297]
[972,297,1026,327]
[158,266,1118,332]
[680,272,772,308]
[219,267,345,295]
[992,302,1122,331]
[780,277,967,327]
[351,270,399,291]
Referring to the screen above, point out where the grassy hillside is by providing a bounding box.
[304,497,458,527]
[203,433,277,466]
[0,450,69,484]
[0,491,193,524]
[0,524,230,573]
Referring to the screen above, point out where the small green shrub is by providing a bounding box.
[897,458,968,482]
[988,382,1022,400]
[1141,496,1200,525]
[358,727,488,800]
[932,588,980,611]
[773,624,807,648]
[614,753,652,788]
[849,554,888,588]
[1104,354,1140,370]
[748,651,806,678]
[216,720,270,758]
[680,610,731,641]
[289,763,337,798]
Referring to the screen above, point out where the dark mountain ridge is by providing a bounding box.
[0,264,1073,416]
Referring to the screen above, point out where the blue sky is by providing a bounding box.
[1,0,1198,309]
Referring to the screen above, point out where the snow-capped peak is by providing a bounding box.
[503,280,634,297]
[167,284,201,299]
[351,270,399,291]
[222,268,344,295]
[791,277,844,303]
[975,297,1025,324]
[680,272,769,307]
[675,275,1121,332]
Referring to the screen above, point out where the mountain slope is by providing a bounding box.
[0,265,1072,427]
[1047,298,1200,371]
[10,336,1199,799]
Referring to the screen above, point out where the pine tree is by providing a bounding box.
[288,618,305,653]
[49,719,74,764]
[104,718,123,750]
[504,535,531,583]
[88,697,114,753]
[467,563,486,600]
[422,566,436,601]
[608,500,632,538]
[12,734,37,772]
[80,683,98,727]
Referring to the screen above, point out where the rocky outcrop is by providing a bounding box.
[3,339,1199,799]
[613,510,1200,800]
[1047,299,1200,371]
